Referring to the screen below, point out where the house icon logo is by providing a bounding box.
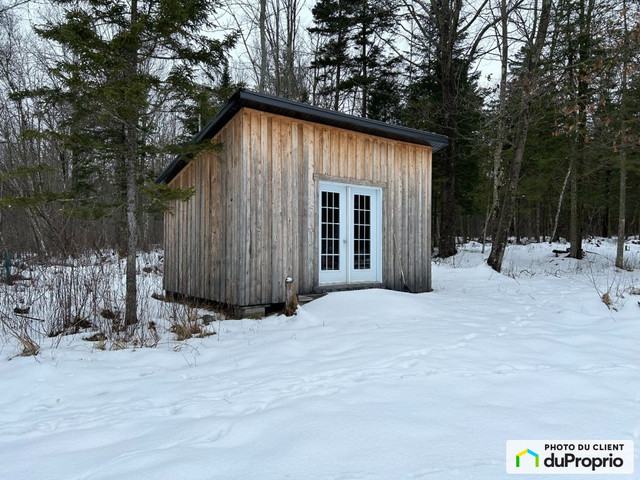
[516,448,539,468]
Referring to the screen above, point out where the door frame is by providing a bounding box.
[317,180,382,285]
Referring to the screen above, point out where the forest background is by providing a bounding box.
[0,0,638,324]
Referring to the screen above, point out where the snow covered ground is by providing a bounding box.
[0,240,639,479]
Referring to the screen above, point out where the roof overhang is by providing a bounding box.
[156,89,449,184]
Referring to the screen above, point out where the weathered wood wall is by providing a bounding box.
[164,107,433,306]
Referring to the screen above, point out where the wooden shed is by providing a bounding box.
[157,89,448,316]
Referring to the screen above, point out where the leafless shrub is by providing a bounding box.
[165,301,218,341]
[0,309,40,357]
[129,279,161,348]
[169,303,202,340]
[0,250,167,356]
[47,264,95,336]
[582,257,638,311]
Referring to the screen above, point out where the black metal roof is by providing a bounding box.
[156,89,448,184]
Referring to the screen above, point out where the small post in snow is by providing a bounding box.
[284,276,298,316]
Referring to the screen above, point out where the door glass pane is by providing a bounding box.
[353,194,371,270]
[320,191,340,271]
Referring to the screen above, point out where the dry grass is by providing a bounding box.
[169,305,202,341]
[18,337,40,357]
[601,292,613,309]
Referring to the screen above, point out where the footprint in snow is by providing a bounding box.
[511,316,530,327]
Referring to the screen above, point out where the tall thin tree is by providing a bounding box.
[401,0,497,258]
[34,0,235,325]
[487,0,553,272]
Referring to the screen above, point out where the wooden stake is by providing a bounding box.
[284,276,298,316]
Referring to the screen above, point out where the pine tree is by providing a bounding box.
[309,0,397,117]
[403,58,484,250]
[401,0,491,258]
[309,0,351,110]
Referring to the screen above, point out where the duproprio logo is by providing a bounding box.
[507,440,634,474]
[516,449,539,468]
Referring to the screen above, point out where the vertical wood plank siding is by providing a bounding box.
[164,107,433,306]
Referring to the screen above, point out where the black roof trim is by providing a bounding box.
[156,89,448,184]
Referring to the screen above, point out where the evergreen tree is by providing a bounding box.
[33,0,235,326]
[309,0,397,117]
[403,58,484,247]
[556,0,609,258]
[400,0,492,258]
[366,58,404,123]
[309,0,351,110]
[180,66,244,138]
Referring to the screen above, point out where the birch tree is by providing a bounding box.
[481,0,515,252]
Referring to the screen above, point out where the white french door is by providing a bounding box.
[318,182,382,285]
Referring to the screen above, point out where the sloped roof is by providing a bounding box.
[156,89,448,184]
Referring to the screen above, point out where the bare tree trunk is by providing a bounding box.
[616,0,629,269]
[481,0,509,254]
[284,0,297,98]
[487,101,532,271]
[26,207,48,255]
[568,0,596,260]
[616,146,627,269]
[259,0,267,92]
[273,0,281,95]
[488,0,552,272]
[334,25,342,111]
[125,150,138,325]
[550,164,571,243]
[438,141,458,257]
[434,0,458,259]
[360,1,368,118]
[124,0,139,326]
[311,35,320,105]
[0,192,5,250]
[568,143,584,258]
[535,202,541,242]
